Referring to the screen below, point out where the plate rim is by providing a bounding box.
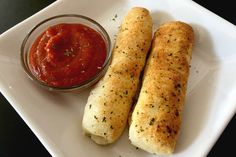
[0,0,236,157]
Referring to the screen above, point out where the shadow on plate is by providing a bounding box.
[151,10,174,31]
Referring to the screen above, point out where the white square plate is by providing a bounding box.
[0,0,236,156]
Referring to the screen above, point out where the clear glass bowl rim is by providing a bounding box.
[20,14,112,92]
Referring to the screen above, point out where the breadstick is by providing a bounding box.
[82,7,153,145]
[129,21,194,154]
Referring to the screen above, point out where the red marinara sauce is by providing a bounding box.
[29,23,107,88]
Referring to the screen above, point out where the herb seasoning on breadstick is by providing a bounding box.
[129,21,194,154]
[82,7,153,145]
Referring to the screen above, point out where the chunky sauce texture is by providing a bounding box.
[29,23,107,87]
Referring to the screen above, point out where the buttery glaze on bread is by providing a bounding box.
[129,21,194,154]
[82,7,153,145]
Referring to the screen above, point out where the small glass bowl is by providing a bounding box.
[21,14,111,92]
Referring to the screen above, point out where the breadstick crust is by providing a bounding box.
[82,7,153,145]
[129,21,194,154]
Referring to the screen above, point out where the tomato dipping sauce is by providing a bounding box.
[29,23,107,88]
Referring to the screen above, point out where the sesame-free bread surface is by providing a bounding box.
[129,21,194,154]
[82,7,153,145]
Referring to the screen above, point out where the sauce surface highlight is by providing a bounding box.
[29,23,107,88]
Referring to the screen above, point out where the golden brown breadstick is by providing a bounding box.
[82,7,153,145]
[129,21,194,154]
